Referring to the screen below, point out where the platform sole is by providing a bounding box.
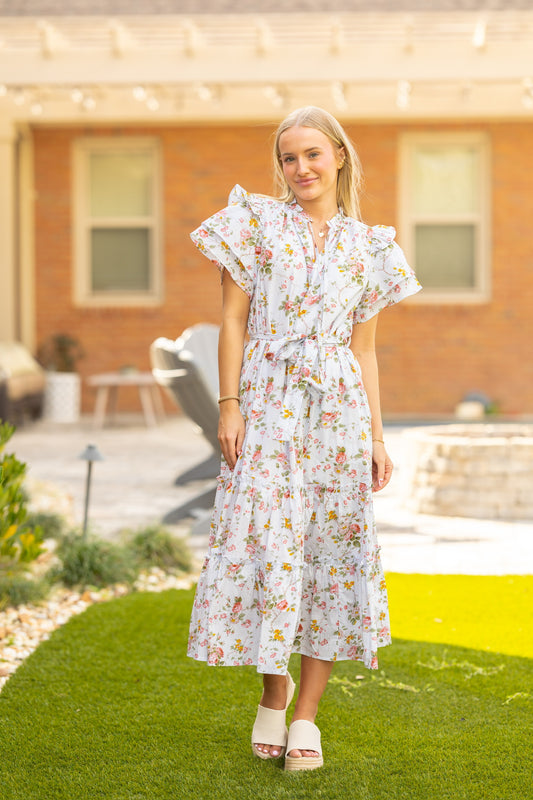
[285,754,324,771]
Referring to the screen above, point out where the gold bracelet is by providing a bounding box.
[218,395,240,404]
[372,438,385,444]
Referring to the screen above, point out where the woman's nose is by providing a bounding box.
[296,158,309,174]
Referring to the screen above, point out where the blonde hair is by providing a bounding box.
[272,106,364,220]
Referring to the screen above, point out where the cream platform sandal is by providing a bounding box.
[284,720,323,771]
[251,673,296,760]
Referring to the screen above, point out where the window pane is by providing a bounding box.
[413,146,479,215]
[415,224,475,289]
[90,153,153,218]
[91,228,150,291]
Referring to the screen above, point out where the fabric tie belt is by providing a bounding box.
[249,332,348,441]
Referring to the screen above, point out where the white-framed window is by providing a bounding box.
[73,137,162,306]
[399,132,490,303]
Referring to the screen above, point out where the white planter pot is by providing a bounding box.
[43,372,81,423]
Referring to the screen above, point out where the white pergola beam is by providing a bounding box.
[1,41,532,85]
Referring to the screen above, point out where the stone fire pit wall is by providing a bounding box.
[401,424,533,521]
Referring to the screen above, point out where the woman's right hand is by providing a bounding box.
[218,402,246,470]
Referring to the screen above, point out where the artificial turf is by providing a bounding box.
[0,575,531,800]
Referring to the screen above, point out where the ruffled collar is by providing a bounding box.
[287,198,345,236]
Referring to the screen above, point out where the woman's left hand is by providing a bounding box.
[372,441,393,492]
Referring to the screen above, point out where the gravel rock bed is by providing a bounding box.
[0,568,196,693]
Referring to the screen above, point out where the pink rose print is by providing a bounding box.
[208,647,224,665]
[349,260,364,276]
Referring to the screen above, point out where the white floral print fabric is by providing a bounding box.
[187,185,421,673]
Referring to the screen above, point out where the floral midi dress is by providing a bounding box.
[187,185,421,674]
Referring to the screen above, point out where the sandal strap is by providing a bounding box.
[251,673,295,748]
[286,720,322,756]
[252,705,287,747]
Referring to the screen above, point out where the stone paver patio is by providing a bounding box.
[9,414,533,575]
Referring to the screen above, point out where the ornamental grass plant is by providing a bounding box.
[53,532,138,590]
[123,524,193,573]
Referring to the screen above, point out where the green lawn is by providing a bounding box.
[386,573,533,659]
[0,575,531,800]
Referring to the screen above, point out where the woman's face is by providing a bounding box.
[278,125,344,211]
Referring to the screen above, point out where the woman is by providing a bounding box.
[188,106,421,771]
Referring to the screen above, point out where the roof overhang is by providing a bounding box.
[1,11,533,125]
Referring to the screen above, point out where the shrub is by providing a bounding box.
[0,565,51,610]
[55,534,138,589]
[0,422,46,564]
[23,511,67,542]
[125,525,192,573]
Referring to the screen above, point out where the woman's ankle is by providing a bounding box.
[291,704,319,724]
[260,673,290,709]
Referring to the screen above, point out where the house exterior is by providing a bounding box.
[1,0,532,416]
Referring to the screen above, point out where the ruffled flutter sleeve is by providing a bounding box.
[354,225,422,323]
[190,184,262,298]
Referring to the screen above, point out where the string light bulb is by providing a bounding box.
[81,95,96,111]
[196,84,213,102]
[522,78,533,109]
[132,85,147,101]
[263,85,285,108]
[331,81,348,111]
[396,80,411,109]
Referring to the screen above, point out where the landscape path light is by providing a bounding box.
[78,443,104,540]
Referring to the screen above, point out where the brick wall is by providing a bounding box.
[33,121,533,416]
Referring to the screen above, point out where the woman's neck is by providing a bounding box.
[297,197,339,225]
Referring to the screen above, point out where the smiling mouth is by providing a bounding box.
[298,178,317,186]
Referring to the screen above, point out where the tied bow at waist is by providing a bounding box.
[249,332,348,441]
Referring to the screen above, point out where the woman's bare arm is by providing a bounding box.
[217,270,250,469]
[349,315,393,492]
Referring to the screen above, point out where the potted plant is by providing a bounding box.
[38,334,84,423]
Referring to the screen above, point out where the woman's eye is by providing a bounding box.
[309,152,320,159]
[283,156,294,163]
